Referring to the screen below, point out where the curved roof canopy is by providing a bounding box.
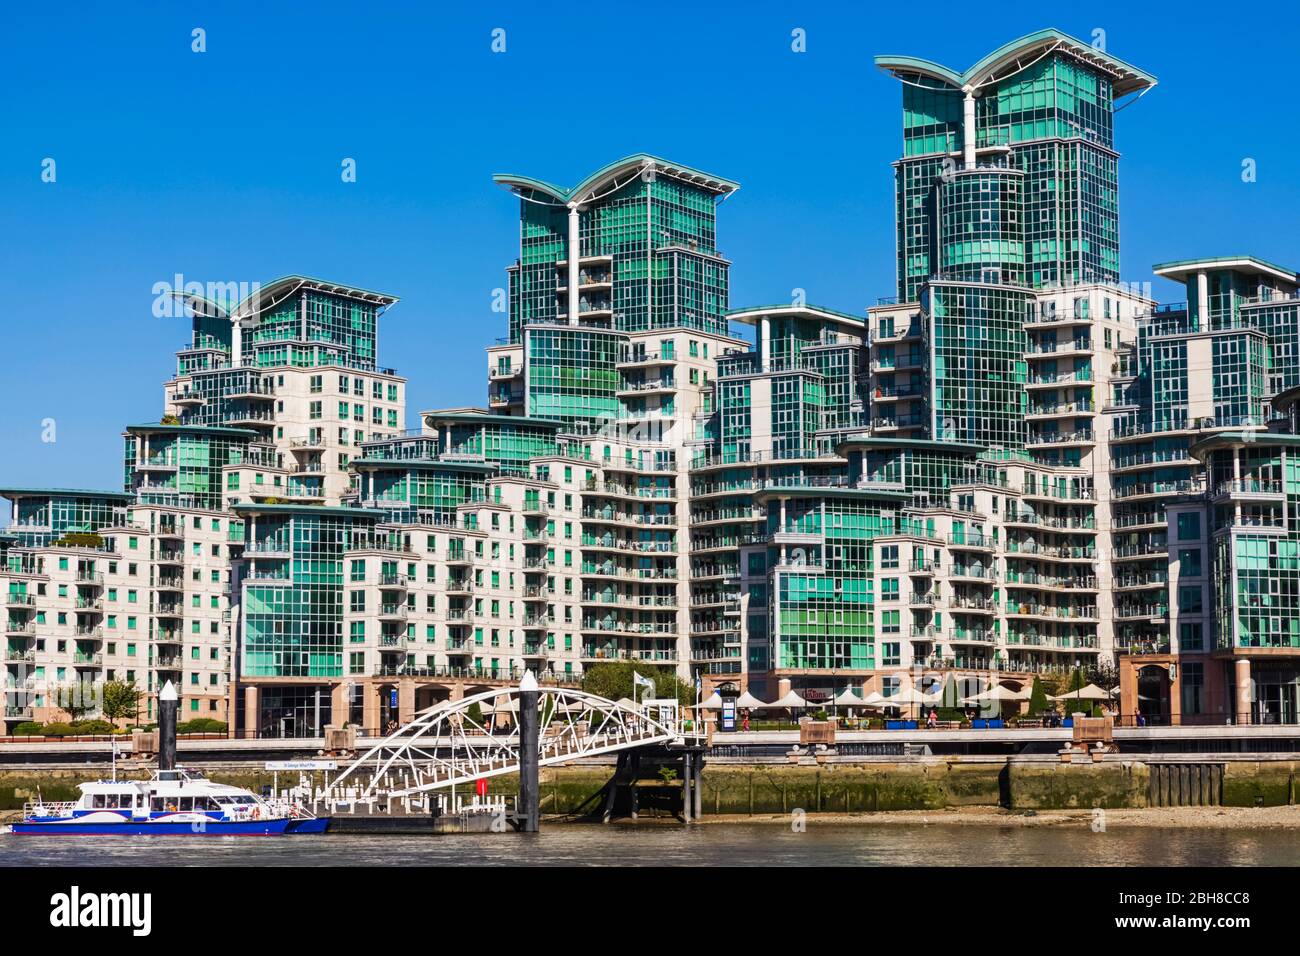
[727,304,865,335]
[494,154,739,207]
[875,28,1156,99]
[1152,256,1298,286]
[172,276,398,323]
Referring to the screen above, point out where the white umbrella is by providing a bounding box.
[765,690,807,709]
[859,691,891,708]
[735,691,768,709]
[960,684,1027,704]
[880,686,937,706]
[694,692,724,710]
[834,687,866,707]
[1048,683,1111,702]
[615,697,639,709]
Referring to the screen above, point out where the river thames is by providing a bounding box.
[5,822,1300,866]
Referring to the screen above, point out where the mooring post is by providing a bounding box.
[602,751,625,824]
[682,751,693,823]
[158,679,178,771]
[518,670,540,832]
[692,748,703,820]
[629,751,641,819]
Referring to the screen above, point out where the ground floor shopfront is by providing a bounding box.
[1118,650,1300,726]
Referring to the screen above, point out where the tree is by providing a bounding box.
[1086,659,1120,692]
[56,681,100,721]
[101,680,143,728]
[1028,676,1048,715]
[581,661,693,707]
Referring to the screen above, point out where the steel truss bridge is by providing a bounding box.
[326,686,701,804]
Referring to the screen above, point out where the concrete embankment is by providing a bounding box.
[3,757,1298,822]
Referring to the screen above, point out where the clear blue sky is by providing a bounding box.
[3,0,1299,516]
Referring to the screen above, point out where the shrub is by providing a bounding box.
[10,721,43,736]
[70,719,114,735]
[38,722,77,737]
[177,718,227,734]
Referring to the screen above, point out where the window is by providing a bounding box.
[1177,512,1201,541]
[1178,586,1203,614]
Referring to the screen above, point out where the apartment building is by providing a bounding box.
[6,31,1300,735]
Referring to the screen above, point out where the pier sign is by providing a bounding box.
[265,760,338,771]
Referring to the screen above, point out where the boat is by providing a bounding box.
[11,768,330,836]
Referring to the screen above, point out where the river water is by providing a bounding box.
[4,822,1300,866]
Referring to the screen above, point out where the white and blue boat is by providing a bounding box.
[11,768,329,836]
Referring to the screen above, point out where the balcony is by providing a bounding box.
[135,457,178,473]
[1026,429,1095,447]
[377,605,408,621]
[1213,479,1284,502]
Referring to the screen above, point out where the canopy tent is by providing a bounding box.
[615,697,640,710]
[1048,683,1112,702]
[694,692,724,710]
[735,691,769,710]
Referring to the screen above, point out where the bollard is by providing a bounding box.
[518,671,541,832]
[158,680,178,771]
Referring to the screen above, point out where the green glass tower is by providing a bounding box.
[877,30,1155,450]
[495,155,738,426]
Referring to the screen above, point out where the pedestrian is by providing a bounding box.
[926,708,937,730]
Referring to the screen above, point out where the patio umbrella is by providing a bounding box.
[694,692,724,710]
[960,684,1027,705]
[1047,683,1111,702]
[766,690,808,710]
[735,691,769,709]
[834,687,866,708]
[880,686,938,706]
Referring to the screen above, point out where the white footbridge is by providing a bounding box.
[325,685,702,805]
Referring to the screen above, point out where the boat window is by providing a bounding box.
[178,797,194,811]
[92,794,107,809]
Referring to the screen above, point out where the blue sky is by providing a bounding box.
[3,0,1299,515]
